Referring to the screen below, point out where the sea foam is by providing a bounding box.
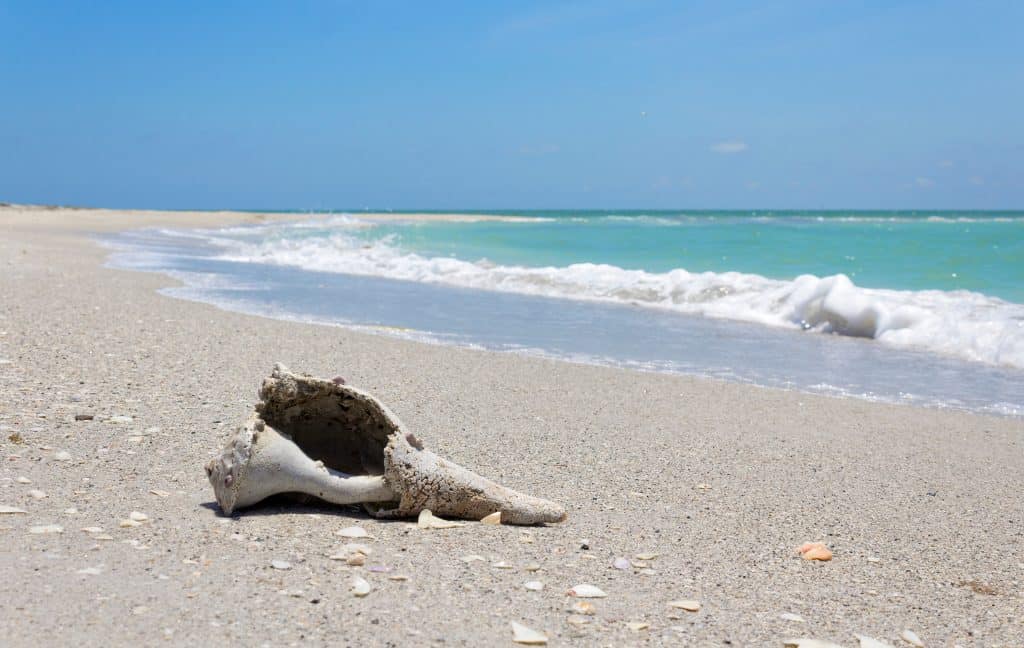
[180,221,1024,370]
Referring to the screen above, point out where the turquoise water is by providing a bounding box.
[355,211,1024,302]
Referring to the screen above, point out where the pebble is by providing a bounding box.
[74,414,94,421]
[612,557,630,570]
[29,524,63,534]
[510,621,547,645]
[271,560,292,570]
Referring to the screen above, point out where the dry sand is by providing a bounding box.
[1,205,1022,647]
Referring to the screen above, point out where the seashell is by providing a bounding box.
[492,561,513,569]
[337,526,371,539]
[54,451,72,461]
[524,581,544,591]
[900,630,924,647]
[524,563,541,572]
[16,477,31,484]
[797,542,833,561]
[28,490,46,499]
[669,600,701,612]
[387,574,408,581]
[627,622,649,631]
[856,635,896,648]
[205,365,566,525]
[510,621,547,645]
[481,511,502,525]
[271,560,291,570]
[29,524,63,534]
[76,566,102,575]
[612,557,630,570]
[0,505,27,514]
[570,601,596,615]
[129,511,148,522]
[461,554,487,563]
[119,519,142,528]
[780,613,806,623]
[351,576,371,597]
[417,509,465,529]
[635,552,658,560]
[567,584,607,598]
[783,640,847,648]
[81,527,104,533]
[150,489,171,498]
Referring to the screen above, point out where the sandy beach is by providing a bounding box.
[1,205,1022,646]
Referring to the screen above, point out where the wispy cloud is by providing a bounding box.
[915,176,935,188]
[968,175,984,186]
[710,140,747,154]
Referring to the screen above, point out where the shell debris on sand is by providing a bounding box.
[570,600,596,615]
[53,450,72,461]
[669,599,701,612]
[351,576,371,597]
[337,525,372,539]
[417,509,466,529]
[857,634,897,648]
[29,524,63,534]
[0,505,27,514]
[510,621,547,645]
[567,584,607,598]
[28,489,46,499]
[612,557,630,570]
[270,560,292,570]
[780,613,806,623]
[797,541,833,561]
[900,630,924,647]
[481,511,502,525]
[524,581,544,591]
[626,621,649,631]
[783,640,847,648]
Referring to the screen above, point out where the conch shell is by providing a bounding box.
[206,364,567,525]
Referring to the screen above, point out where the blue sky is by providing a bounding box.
[1,1,1021,210]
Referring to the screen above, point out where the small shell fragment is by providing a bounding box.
[669,599,701,612]
[524,563,542,572]
[481,511,502,525]
[612,557,630,570]
[900,630,924,647]
[567,584,607,598]
[81,526,104,534]
[271,560,292,570]
[857,635,897,648]
[0,505,27,514]
[28,489,47,499]
[77,566,103,575]
[351,576,371,597]
[54,451,72,461]
[570,600,596,615]
[524,581,544,591]
[16,477,31,484]
[492,561,513,569]
[150,489,171,498]
[797,542,833,561]
[783,640,846,648]
[337,526,371,539]
[635,552,658,560]
[780,613,806,623]
[119,519,142,528]
[461,554,487,563]
[29,524,63,534]
[346,553,366,566]
[417,509,465,529]
[510,621,547,645]
[129,511,148,522]
[626,622,649,631]
[387,574,409,581]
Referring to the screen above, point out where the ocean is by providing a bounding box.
[105,210,1024,417]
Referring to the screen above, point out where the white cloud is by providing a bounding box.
[710,140,748,154]
[915,176,935,188]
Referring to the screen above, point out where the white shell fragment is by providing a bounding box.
[783,640,847,648]
[900,630,924,647]
[77,566,103,575]
[524,581,544,591]
[129,511,148,522]
[417,509,465,529]
[81,526,104,534]
[53,451,72,461]
[627,622,649,631]
[351,576,371,597]
[270,560,292,570]
[570,600,596,615]
[461,554,487,563]
[29,524,63,534]
[337,526,371,539]
[28,490,47,499]
[481,511,502,525]
[16,477,31,484]
[780,613,807,623]
[857,635,896,648]
[567,584,607,598]
[0,505,27,514]
[510,621,547,645]
[108,416,133,424]
[669,599,701,612]
[612,557,630,570]
[150,489,171,498]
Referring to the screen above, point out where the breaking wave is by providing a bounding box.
[192,225,1024,369]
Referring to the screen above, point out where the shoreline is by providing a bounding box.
[1,204,1022,646]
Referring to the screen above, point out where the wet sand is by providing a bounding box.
[1,205,1022,647]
